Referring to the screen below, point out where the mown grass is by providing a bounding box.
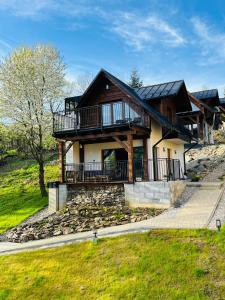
[1,229,225,299]
[0,156,59,234]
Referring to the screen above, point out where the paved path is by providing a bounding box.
[0,182,223,255]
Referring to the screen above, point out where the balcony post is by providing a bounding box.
[127,133,134,183]
[58,141,65,183]
[143,138,149,181]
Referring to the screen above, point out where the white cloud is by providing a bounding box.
[0,0,57,17]
[111,12,185,51]
[191,17,225,65]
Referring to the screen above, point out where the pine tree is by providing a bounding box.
[128,68,143,88]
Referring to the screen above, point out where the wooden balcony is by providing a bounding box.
[53,101,150,136]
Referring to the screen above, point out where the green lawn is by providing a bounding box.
[1,229,225,299]
[0,156,59,234]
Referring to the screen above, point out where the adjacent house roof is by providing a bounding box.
[134,80,184,100]
[192,89,218,100]
[191,89,220,106]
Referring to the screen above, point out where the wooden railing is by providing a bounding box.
[53,101,150,133]
[64,158,182,183]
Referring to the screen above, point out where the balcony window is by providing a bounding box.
[102,101,140,126]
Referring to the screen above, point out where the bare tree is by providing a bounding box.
[0,45,67,196]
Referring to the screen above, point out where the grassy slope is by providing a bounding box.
[1,229,225,299]
[0,156,59,234]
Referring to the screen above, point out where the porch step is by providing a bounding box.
[186,182,223,190]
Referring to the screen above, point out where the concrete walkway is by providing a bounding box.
[0,182,223,255]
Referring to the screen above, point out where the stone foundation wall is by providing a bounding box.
[124,181,186,208]
[67,184,125,206]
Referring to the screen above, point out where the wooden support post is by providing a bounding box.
[58,141,65,183]
[143,138,149,181]
[127,134,134,183]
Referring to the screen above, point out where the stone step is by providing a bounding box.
[186,182,223,189]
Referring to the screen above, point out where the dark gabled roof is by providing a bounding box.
[76,69,193,140]
[192,89,218,100]
[134,80,184,100]
[102,70,177,131]
[77,69,176,131]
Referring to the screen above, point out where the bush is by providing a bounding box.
[191,175,201,182]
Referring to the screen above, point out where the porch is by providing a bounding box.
[64,158,182,184]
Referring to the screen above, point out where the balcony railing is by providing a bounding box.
[64,158,182,183]
[53,101,150,133]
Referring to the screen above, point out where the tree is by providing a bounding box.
[128,68,143,88]
[0,45,67,196]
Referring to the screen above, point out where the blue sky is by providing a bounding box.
[0,0,225,95]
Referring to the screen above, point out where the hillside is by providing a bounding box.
[186,144,225,180]
[0,153,59,234]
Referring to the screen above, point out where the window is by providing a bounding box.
[102,104,112,126]
[102,101,140,126]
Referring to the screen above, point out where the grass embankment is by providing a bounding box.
[1,229,225,299]
[0,154,58,234]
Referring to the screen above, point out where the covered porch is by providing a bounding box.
[57,128,149,184]
[57,127,182,184]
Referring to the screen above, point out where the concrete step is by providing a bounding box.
[186,182,223,189]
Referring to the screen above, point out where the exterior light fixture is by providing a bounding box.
[93,227,98,244]
[174,150,177,154]
[80,144,83,149]
[106,84,109,90]
[216,219,221,232]
[163,147,166,152]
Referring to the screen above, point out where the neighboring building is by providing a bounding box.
[177,89,221,144]
[53,69,197,184]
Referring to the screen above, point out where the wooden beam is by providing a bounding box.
[64,141,74,156]
[143,138,149,181]
[113,136,128,152]
[127,133,134,183]
[58,141,65,183]
[62,130,137,142]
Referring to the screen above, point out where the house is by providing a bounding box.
[53,69,196,186]
[177,89,221,145]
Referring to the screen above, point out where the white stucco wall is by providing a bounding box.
[65,120,185,175]
[66,142,80,164]
[84,140,143,162]
[148,120,185,174]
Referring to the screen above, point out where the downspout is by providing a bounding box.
[152,130,172,181]
[183,142,199,175]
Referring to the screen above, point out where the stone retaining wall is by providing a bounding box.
[67,183,125,206]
